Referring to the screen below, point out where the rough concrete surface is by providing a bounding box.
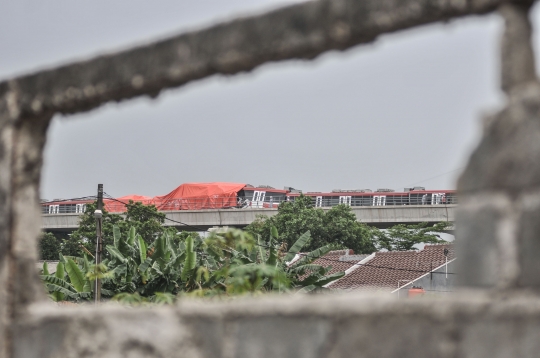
[12,292,540,358]
[2,0,540,357]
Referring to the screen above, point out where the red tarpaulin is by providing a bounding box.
[104,194,153,213]
[153,182,246,210]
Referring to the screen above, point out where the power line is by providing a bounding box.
[406,167,465,187]
[102,193,208,232]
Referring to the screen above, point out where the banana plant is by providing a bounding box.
[264,228,345,291]
[41,225,345,302]
[41,256,93,301]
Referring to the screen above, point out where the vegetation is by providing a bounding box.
[39,232,62,260]
[40,226,344,303]
[372,222,451,251]
[245,194,449,253]
[39,201,166,260]
[39,198,451,304]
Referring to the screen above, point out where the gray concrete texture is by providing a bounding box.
[1,0,540,357]
[13,292,540,358]
[41,204,457,231]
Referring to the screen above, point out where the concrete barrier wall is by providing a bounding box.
[14,292,540,358]
[2,0,539,357]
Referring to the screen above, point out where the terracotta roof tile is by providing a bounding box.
[328,244,454,291]
[296,250,367,279]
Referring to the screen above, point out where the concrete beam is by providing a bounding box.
[0,0,502,122]
[41,205,456,231]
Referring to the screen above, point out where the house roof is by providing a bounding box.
[295,250,372,282]
[327,244,455,291]
[306,250,365,276]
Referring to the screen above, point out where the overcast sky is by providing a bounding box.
[3,0,539,200]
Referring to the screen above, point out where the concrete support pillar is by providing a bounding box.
[0,84,51,358]
[457,1,540,290]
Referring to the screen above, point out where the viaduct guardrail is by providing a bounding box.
[42,204,456,232]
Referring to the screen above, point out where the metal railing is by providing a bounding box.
[41,193,457,214]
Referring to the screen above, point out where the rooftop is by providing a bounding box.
[328,244,455,291]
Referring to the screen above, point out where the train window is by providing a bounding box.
[252,191,266,208]
[339,196,351,206]
[431,193,445,204]
[315,196,323,207]
[373,196,386,206]
[48,205,59,214]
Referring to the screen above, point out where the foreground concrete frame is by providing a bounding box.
[2,0,540,357]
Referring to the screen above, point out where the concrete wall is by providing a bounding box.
[1,0,539,357]
[13,292,540,358]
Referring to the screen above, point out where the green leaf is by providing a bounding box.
[65,258,86,293]
[106,245,127,263]
[151,261,163,276]
[128,226,136,246]
[296,273,323,286]
[113,225,122,249]
[266,243,277,266]
[101,288,114,297]
[288,264,324,275]
[181,236,196,282]
[58,253,66,264]
[83,279,92,293]
[53,262,65,301]
[83,254,90,273]
[257,235,267,263]
[270,226,279,239]
[138,257,153,273]
[297,285,317,294]
[153,292,175,305]
[138,234,147,263]
[313,271,345,287]
[55,262,65,279]
[112,263,127,277]
[41,275,76,292]
[196,267,210,283]
[42,261,49,275]
[284,231,310,263]
[46,283,80,300]
[290,245,333,268]
[152,234,166,267]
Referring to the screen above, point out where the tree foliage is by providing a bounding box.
[372,222,450,251]
[68,200,166,258]
[245,195,376,254]
[39,232,61,260]
[245,194,449,253]
[123,201,166,244]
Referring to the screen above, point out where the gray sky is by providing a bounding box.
[3,0,535,200]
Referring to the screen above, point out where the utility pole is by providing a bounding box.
[444,248,449,279]
[94,184,103,304]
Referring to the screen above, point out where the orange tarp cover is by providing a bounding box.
[154,182,246,210]
[104,194,153,213]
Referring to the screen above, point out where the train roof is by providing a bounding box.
[41,183,456,205]
[242,187,289,193]
[288,189,455,196]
